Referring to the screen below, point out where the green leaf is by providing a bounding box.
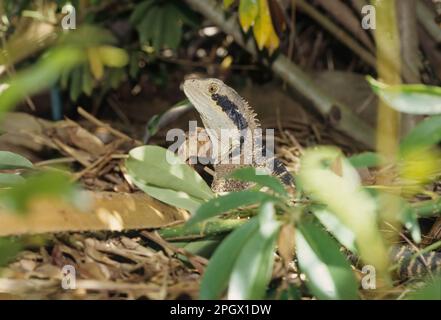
[367,76,441,115]
[400,115,441,156]
[200,218,259,299]
[230,167,288,197]
[239,0,258,32]
[128,174,204,213]
[187,190,278,226]
[296,222,359,300]
[312,207,358,253]
[126,146,213,201]
[348,152,384,168]
[0,151,33,170]
[0,173,25,187]
[0,237,21,266]
[228,202,280,299]
[406,276,441,300]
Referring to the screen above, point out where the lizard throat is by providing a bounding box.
[211,93,248,131]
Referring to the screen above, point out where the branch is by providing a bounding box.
[0,192,187,236]
[184,0,375,149]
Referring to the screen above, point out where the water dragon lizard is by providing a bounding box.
[182,77,441,280]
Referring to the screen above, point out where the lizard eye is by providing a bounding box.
[208,83,219,94]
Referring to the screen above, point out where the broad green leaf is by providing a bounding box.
[406,276,441,300]
[0,171,85,213]
[298,147,389,277]
[239,0,258,32]
[312,207,357,253]
[367,76,441,115]
[223,0,235,9]
[296,222,359,300]
[187,190,278,226]
[400,115,441,156]
[0,151,33,170]
[0,47,85,115]
[126,146,214,202]
[228,202,280,299]
[348,152,384,168]
[98,46,129,68]
[127,174,204,213]
[200,218,259,299]
[0,237,21,266]
[230,167,288,197]
[0,173,25,187]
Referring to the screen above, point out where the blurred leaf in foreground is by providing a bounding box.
[0,47,85,116]
[0,171,85,214]
[298,147,390,279]
[406,276,441,300]
[0,237,21,267]
[367,76,441,115]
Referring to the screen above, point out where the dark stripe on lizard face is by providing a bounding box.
[211,94,248,130]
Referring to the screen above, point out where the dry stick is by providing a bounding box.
[77,107,142,146]
[184,0,375,149]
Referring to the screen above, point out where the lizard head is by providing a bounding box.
[183,78,248,135]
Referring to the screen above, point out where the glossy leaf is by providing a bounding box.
[228,202,280,299]
[0,173,25,187]
[296,222,359,300]
[399,115,441,156]
[128,174,204,213]
[187,190,278,226]
[0,151,33,170]
[200,218,259,299]
[126,146,214,202]
[367,76,441,115]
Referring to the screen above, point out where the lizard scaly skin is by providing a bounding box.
[182,78,441,280]
[183,78,294,193]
